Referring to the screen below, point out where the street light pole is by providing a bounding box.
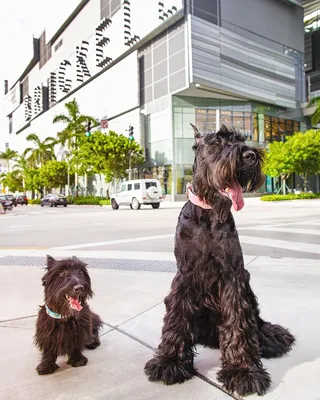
[129,150,132,180]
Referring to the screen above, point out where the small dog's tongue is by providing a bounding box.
[69,297,83,311]
[228,184,244,211]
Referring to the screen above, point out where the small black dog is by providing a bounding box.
[35,255,103,375]
[145,125,295,396]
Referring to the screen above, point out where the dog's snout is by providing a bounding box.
[73,284,84,292]
[242,150,256,163]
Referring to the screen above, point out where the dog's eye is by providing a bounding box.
[59,271,69,277]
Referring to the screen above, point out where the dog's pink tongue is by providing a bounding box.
[228,184,244,211]
[69,297,83,311]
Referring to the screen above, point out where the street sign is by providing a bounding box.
[101,119,108,129]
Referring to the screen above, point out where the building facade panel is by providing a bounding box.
[190,15,300,109]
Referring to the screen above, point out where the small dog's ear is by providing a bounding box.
[190,123,203,144]
[47,255,56,268]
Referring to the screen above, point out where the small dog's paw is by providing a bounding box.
[259,322,295,359]
[85,337,101,350]
[36,363,59,375]
[67,355,88,367]
[144,356,195,385]
[217,364,271,396]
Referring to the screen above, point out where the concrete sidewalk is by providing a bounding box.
[1,256,320,400]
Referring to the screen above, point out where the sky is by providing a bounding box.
[0,0,81,148]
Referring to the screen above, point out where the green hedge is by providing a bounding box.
[71,197,102,205]
[99,200,110,206]
[260,193,320,202]
[29,199,41,204]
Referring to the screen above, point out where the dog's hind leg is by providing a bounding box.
[217,272,271,397]
[36,348,59,375]
[258,318,295,359]
[144,274,197,385]
[244,270,295,358]
[85,311,103,350]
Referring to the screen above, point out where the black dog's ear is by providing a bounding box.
[190,123,203,143]
[47,255,56,268]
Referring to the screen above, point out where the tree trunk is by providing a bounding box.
[282,177,286,195]
[302,174,308,192]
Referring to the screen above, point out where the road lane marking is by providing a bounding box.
[9,225,32,229]
[238,226,320,236]
[239,236,320,254]
[51,234,175,250]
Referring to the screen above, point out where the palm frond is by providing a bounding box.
[307,96,320,107]
[53,115,71,124]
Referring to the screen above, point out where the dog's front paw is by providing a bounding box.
[217,364,271,396]
[36,362,59,375]
[144,356,196,385]
[259,322,295,359]
[67,355,88,367]
[85,337,101,350]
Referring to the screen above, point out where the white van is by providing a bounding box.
[111,179,163,210]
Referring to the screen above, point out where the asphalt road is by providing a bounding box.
[1,199,320,259]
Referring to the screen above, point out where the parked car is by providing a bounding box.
[5,194,17,207]
[15,195,28,205]
[0,195,13,211]
[41,194,68,207]
[111,179,163,210]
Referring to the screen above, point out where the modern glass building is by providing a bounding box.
[3,0,309,199]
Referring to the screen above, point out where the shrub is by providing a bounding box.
[71,196,102,205]
[29,199,41,204]
[260,193,320,202]
[99,200,110,206]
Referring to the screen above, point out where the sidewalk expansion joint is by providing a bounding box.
[245,255,258,267]
[0,314,37,324]
[102,323,242,400]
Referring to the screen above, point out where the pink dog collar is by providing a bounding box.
[187,184,212,210]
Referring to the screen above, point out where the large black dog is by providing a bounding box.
[35,256,103,375]
[145,125,295,396]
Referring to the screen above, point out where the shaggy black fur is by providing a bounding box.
[35,255,103,375]
[145,125,295,396]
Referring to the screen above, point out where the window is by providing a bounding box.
[145,182,157,189]
[293,122,300,133]
[120,184,126,192]
[54,39,63,52]
[127,184,132,191]
[193,0,218,24]
[253,114,258,142]
[134,183,140,190]
[264,116,272,143]
[9,115,12,134]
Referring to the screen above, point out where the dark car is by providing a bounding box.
[0,195,13,210]
[5,194,17,207]
[41,194,68,207]
[15,195,28,205]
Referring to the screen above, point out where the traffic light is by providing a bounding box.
[85,120,92,137]
[128,125,134,141]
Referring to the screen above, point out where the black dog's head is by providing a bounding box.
[42,255,93,316]
[191,124,265,217]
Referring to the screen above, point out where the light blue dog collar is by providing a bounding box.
[45,304,62,319]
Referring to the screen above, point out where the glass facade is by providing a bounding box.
[144,95,303,197]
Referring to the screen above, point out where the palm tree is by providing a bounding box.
[53,98,97,149]
[23,134,56,168]
[0,148,18,173]
[53,98,97,195]
[307,96,320,127]
[12,155,30,191]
